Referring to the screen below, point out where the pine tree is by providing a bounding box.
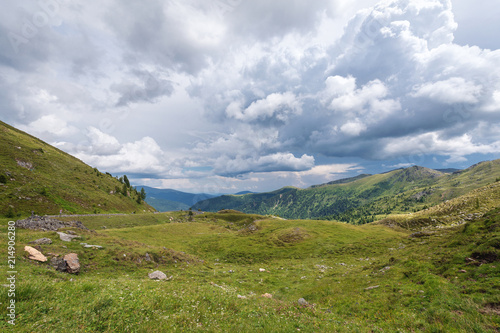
[123,175,130,188]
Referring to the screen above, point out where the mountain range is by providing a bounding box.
[192,161,500,223]
[138,186,217,212]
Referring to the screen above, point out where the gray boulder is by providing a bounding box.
[50,257,67,272]
[29,238,52,245]
[57,232,80,242]
[148,270,168,280]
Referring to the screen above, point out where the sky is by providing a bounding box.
[1,0,500,194]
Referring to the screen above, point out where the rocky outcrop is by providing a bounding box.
[15,216,89,231]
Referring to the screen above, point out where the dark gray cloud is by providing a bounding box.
[110,70,175,107]
[1,0,499,193]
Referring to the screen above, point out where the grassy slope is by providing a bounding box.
[193,162,500,223]
[1,191,499,332]
[0,121,155,217]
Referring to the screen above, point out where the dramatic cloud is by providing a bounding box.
[1,0,500,193]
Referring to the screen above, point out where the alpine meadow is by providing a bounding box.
[2,0,500,332]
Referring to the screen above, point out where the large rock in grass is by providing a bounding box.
[63,253,80,274]
[50,257,67,272]
[24,246,47,262]
[148,270,167,280]
[57,232,80,242]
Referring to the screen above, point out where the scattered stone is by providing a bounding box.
[148,270,169,280]
[29,238,52,245]
[237,295,247,299]
[145,253,152,262]
[365,285,380,291]
[66,230,77,235]
[458,269,467,273]
[259,268,266,272]
[24,246,47,262]
[57,232,80,242]
[80,243,103,249]
[85,244,103,249]
[247,224,257,232]
[64,253,80,274]
[15,216,89,231]
[50,257,67,272]
[409,231,434,238]
[298,298,308,306]
[261,293,273,299]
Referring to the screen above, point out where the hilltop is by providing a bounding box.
[0,120,155,217]
[192,162,500,223]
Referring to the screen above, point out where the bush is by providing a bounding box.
[5,206,15,218]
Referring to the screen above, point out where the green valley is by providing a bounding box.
[1,183,499,331]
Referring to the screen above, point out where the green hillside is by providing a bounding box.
[192,162,500,223]
[1,183,499,331]
[0,120,155,217]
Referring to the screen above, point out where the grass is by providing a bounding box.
[1,206,499,332]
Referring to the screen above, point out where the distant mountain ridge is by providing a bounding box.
[139,186,217,212]
[192,161,500,224]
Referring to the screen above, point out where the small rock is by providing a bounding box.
[148,270,167,280]
[80,243,103,249]
[365,285,380,291]
[24,246,47,262]
[145,253,152,262]
[64,253,80,274]
[57,232,79,242]
[261,293,273,299]
[458,269,467,273]
[298,298,308,306]
[29,238,52,245]
[237,295,247,299]
[259,268,266,272]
